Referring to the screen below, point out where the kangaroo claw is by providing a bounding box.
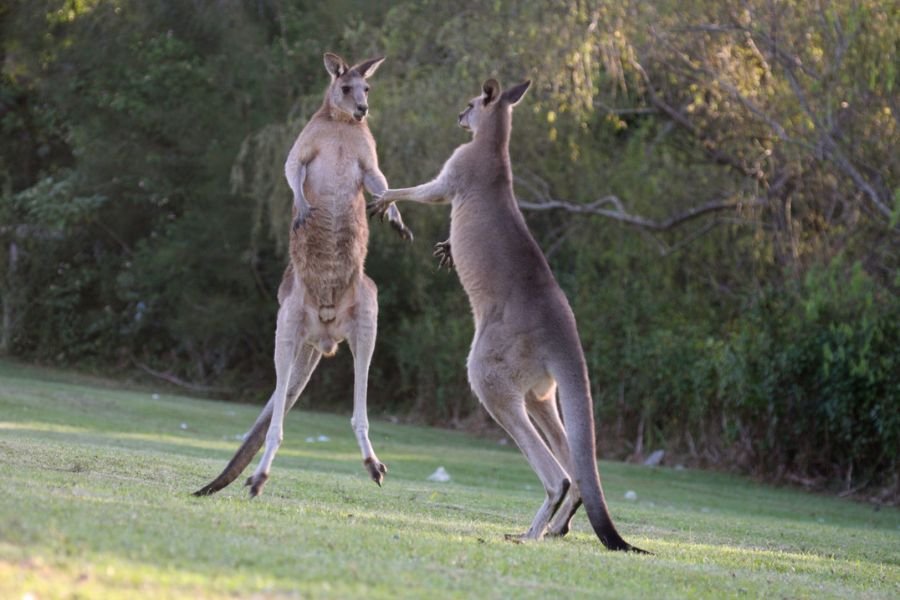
[391,220,414,242]
[433,239,453,270]
[245,473,269,498]
[366,200,386,220]
[292,206,314,231]
[364,458,387,486]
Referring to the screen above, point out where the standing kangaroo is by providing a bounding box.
[195,53,410,498]
[370,79,645,552]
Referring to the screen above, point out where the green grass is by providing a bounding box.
[0,360,897,599]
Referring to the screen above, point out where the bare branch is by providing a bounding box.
[643,22,893,221]
[133,360,227,394]
[593,101,657,116]
[656,219,720,256]
[513,176,765,232]
[775,51,892,218]
[629,58,763,180]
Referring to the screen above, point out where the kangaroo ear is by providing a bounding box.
[482,79,501,105]
[502,80,531,106]
[324,53,349,78]
[353,56,385,79]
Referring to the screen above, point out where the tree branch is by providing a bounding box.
[514,176,765,232]
[593,100,658,116]
[629,58,763,180]
[133,360,227,394]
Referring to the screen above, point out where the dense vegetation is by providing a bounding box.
[1,1,897,498]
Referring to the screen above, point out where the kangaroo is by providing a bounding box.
[370,79,645,552]
[194,53,409,498]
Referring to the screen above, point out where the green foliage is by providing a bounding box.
[721,259,900,483]
[10,170,106,228]
[0,0,897,494]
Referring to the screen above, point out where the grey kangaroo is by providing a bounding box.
[195,53,410,498]
[370,78,645,552]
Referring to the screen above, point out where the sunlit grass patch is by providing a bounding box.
[1,361,898,599]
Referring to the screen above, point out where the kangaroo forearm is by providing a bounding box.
[291,163,310,211]
[386,180,448,205]
[363,170,388,197]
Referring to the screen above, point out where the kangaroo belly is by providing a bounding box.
[287,129,373,321]
[290,191,368,317]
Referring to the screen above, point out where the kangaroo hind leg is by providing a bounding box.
[477,384,570,541]
[526,386,582,537]
[193,343,320,497]
[246,304,318,498]
[345,276,387,485]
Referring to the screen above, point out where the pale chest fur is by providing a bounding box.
[289,121,373,308]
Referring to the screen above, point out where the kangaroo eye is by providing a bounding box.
[467,103,474,109]
[341,86,351,94]
[364,86,370,93]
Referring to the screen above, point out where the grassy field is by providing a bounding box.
[0,360,897,599]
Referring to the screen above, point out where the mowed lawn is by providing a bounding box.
[0,361,897,599]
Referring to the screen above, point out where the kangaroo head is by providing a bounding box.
[323,52,385,123]
[458,79,531,134]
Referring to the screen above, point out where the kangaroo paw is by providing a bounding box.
[392,221,414,242]
[366,199,388,220]
[433,239,453,270]
[364,458,387,487]
[244,472,269,498]
[292,206,314,231]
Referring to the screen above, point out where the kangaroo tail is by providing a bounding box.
[193,344,322,497]
[192,398,274,496]
[554,359,647,553]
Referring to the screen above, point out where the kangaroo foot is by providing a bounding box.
[364,458,387,486]
[545,524,571,538]
[244,472,269,498]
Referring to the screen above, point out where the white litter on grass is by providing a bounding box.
[624,490,638,501]
[427,466,451,483]
[305,435,331,443]
[151,393,160,400]
[179,422,188,430]
[234,432,248,441]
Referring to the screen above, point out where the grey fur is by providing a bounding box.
[370,79,645,552]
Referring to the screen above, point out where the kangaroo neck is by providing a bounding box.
[472,106,511,158]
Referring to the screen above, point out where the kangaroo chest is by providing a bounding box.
[290,143,369,308]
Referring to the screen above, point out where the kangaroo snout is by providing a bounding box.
[354,104,368,120]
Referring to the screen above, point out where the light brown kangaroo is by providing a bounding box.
[194,53,410,498]
[370,79,645,552]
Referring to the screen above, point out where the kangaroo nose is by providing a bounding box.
[357,104,368,114]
